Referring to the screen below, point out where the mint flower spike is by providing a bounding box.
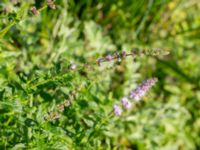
[130,78,158,101]
[113,105,122,116]
[121,97,132,110]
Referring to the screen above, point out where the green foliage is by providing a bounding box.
[0,0,200,149]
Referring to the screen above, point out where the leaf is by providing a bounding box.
[0,22,16,39]
[16,4,29,21]
[0,89,5,99]
[0,4,29,39]
[11,143,26,150]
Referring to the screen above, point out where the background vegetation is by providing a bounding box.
[0,0,200,149]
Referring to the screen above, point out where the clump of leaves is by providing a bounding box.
[1,0,200,150]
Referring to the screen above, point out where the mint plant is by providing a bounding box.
[0,0,200,150]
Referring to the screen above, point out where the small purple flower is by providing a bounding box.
[130,78,158,101]
[121,97,132,109]
[113,104,122,116]
[105,55,113,61]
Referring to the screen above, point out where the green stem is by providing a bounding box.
[38,6,48,12]
[0,21,16,39]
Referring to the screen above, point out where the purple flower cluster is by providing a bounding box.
[96,49,169,67]
[113,97,131,116]
[113,105,122,116]
[113,78,157,116]
[121,97,132,109]
[130,78,158,101]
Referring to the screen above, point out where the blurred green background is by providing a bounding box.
[0,0,200,149]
